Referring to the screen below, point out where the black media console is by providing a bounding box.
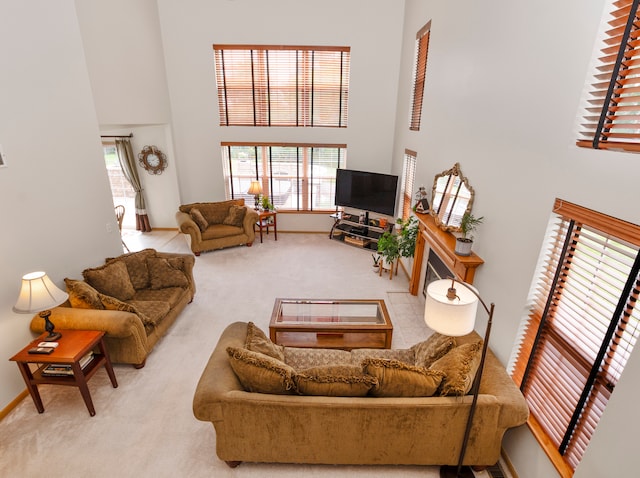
[329,211,394,251]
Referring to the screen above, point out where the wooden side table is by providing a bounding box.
[256,210,277,243]
[9,330,118,417]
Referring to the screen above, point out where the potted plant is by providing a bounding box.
[396,216,418,259]
[377,231,400,272]
[371,254,381,271]
[455,212,484,256]
[259,195,274,211]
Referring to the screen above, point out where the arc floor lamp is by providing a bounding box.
[425,278,495,478]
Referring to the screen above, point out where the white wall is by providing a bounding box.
[156,0,405,231]
[0,1,123,409]
[394,1,638,477]
[76,0,181,228]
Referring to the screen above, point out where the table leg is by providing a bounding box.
[273,214,277,241]
[98,338,118,388]
[71,362,96,417]
[16,362,44,413]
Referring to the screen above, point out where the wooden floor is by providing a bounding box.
[121,228,190,254]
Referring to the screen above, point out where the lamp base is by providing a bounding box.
[44,331,62,341]
[440,465,476,478]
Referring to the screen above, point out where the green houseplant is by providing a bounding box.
[377,231,400,267]
[259,195,274,211]
[455,212,484,256]
[396,216,418,259]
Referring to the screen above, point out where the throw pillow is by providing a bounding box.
[189,208,209,232]
[245,321,284,362]
[146,257,189,289]
[105,248,155,290]
[82,260,136,301]
[362,358,443,397]
[227,346,296,394]
[283,347,353,370]
[429,340,483,396]
[64,278,104,310]
[412,333,457,368]
[223,205,246,227]
[295,365,378,397]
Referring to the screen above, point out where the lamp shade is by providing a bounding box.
[247,180,262,196]
[13,271,69,314]
[425,279,478,336]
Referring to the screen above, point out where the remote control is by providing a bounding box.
[38,341,59,348]
[28,347,55,354]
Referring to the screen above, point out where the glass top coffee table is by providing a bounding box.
[269,298,393,350]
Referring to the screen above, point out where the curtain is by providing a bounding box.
[115,138,152,232]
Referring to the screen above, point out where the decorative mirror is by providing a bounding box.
[138,145,168,175]
[430,162,474,232]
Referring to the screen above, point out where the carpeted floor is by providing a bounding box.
[0,232,498,478]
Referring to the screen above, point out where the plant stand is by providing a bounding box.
[379,260,398,280]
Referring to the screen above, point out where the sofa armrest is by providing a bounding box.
[242,207,259,242]
[176,211,202,242]
[29,306,146,339]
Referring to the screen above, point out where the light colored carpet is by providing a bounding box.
[0,232,492,478]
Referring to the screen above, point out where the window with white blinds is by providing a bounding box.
[511,199,640,476]
[400,149,417,220]
[213,45,350,127]
[577,0,640,152]
[221,142,346,211]
[410,21,431,131]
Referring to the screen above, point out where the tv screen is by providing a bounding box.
[335,168,398,216]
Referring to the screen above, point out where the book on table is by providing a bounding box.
[42,352,94,376]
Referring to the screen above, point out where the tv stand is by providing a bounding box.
[329,211,392,251]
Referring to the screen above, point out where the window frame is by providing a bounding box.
[409,21,431,131]
[213,44,351,128]
[510,198,640,476]
[400,149,417,220]
[221,142,346,212]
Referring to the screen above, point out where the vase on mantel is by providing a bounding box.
[455,237,473,256]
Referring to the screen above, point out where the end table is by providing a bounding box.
[9,330,118,417]
[256,210,277,243]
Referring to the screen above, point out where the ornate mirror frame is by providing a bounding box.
[430,162,474,232]
[138,145,168,175]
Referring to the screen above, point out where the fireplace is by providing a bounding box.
[422,248,453,297]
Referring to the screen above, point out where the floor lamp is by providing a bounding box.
[425,278,495,478]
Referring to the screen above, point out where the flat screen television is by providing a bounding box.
[335,168,398,216]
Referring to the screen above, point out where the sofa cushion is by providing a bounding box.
[146,257,189,289]
[83,260,136,301]
[295,365,378,397]
[227,346,296,394]
[223,205,246,227]
[283,347,353,370]
[128,300,171,326]
[412,333,457,368]
[201,224,244,239]
[362,358,443,397]
[350,348,415,365]
[105,249,156,290]
[64,278,105,310]
[245,322,284,361]
[189,208,209,232]
[133,287,185,308]
[429,340,483,396]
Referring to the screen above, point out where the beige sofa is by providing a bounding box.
[193,321,529,468]
[30,249,195,368]
[176,199,259,255]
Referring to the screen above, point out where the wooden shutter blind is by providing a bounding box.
[577,0,640,152]
[410,21,431,131]
[401,149,417,220]
[512,199,640,474]
[213,45,350,128]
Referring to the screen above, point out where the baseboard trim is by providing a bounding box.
[0,389,28,422]
[501,447,519,478]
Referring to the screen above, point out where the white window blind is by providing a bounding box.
[401,149,417,220]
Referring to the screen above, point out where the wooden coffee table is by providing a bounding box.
[269,298,393,350]
[9,330,118,417]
